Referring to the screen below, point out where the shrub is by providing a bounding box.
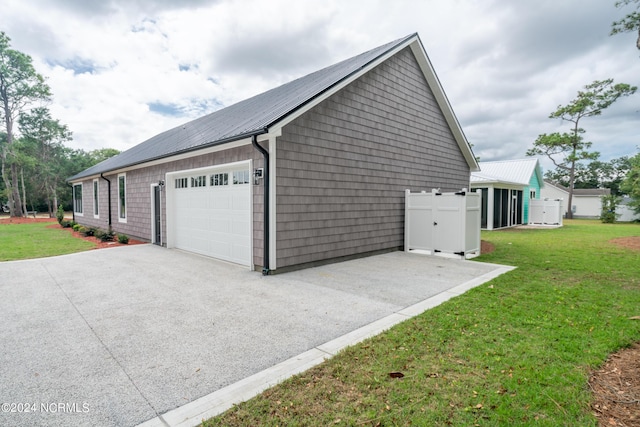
[600,195,621,224]
[72,223,82,232]
[60,220,71,228]
[95,229,115,242]
[82,227,96,237]
[56,205,65,225]
[76,226,87,235]
[117,234,129,244]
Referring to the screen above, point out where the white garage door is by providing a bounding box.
[169,163,252,266]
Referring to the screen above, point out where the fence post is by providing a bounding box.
[404,189,411,252]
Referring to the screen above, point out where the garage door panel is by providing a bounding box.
[170,165,251,267]
[211,193,232,209]
[209,218,232,233]
[232,218,250,236]
[232,192,250,210]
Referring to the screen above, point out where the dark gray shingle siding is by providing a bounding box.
[275,47,470,268]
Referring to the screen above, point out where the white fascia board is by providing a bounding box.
[268,37,418,135]
[470,181,526,190]
[268,36,479,173]
[409,39,479,172]
[69,137,254,182]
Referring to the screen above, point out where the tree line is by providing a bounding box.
[2,1,640,218]
[0,32,119,217]
[527,1,640,219]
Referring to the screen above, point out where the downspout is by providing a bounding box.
[100,173,112,228]
[252,134,270,275]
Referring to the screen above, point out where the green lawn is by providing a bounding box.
[204,220,640,426]
[0,221,96,261]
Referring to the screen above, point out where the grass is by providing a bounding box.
[204,220,640,426]
[0,221,96,261]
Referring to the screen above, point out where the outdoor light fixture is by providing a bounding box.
[254,168,264,185]
[158,179,165,189]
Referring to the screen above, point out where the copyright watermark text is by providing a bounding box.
[1,402,90,413]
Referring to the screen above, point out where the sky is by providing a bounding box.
[1,0,639,174]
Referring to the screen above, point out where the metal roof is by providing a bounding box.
[544,180,611,196]
[471,158,543,186]
[69,33,477,181]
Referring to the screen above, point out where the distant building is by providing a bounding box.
[541,181,609,218]
[617,197,640,222]
[470,158,543,230]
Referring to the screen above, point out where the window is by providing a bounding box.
[233,170,250,185]
[210,173,228,186]
[118,174,127,221]
[530,190,536,199]
[93,179,99,217]
[73,184,83,215]
[191,175,206,187]
[175,178,188,189]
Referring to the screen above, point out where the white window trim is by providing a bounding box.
[118,173,127,223]
[73,183,84,216]
[93,179,99,218]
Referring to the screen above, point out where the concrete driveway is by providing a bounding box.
[0,245,513,427]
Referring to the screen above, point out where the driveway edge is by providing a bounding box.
[138,263,516,427]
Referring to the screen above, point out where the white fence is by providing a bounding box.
[528,199,563,226]
[404,189,481,259]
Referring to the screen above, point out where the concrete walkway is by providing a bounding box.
[0,245,514,427]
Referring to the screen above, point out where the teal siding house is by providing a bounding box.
[470,158,544,230]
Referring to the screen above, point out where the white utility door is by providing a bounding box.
[168,162,252,267]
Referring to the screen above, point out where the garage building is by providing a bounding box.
[68,33,478,273]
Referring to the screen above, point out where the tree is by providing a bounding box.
[18,107,72,216]
[544,156,631,194]
[620,151,640,214]
[0,31,51,217]
[611,0,640,50]
[527,79,636,218]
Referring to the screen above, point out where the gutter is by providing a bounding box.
[251,134,270,275]
[69,129,269,182]
[100,173,112,228]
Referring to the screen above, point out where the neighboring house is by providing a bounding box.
[541,181,610,218]
[470,158,544,230]
[617,197,640,222]
[68,33,478,273]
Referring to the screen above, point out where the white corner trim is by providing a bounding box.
[269,136,277,271]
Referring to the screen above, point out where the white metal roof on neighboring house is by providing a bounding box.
[471,158,543,186]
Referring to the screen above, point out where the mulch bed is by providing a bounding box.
[481,240,495,254]
[0,216,145,249]
[590,342,640,426]
[610,236,640,252]
[591,236,640,427]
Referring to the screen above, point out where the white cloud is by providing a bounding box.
[1,0,638,170]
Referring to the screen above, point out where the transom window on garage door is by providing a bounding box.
[191,175,206,187]
[175,177,188,189]
[233,170,250,185]
[211,172,228,186]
